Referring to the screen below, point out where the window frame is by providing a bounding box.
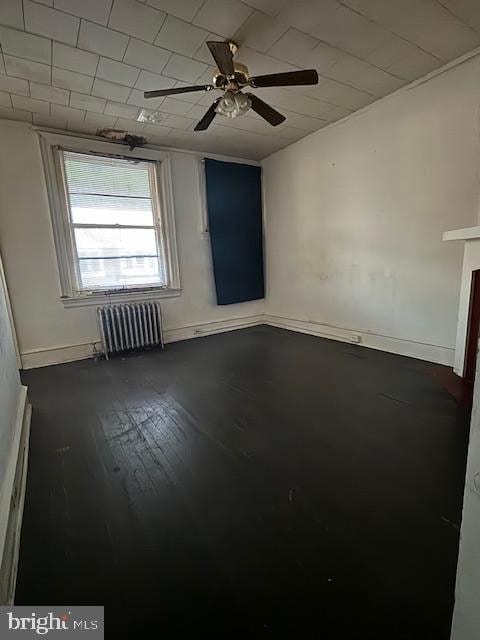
[38,131,181,308]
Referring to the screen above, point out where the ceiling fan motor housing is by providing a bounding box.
[213,62,250,90]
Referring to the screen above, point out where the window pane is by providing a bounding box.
[78,256,165,290]
[74,227,164,290]
[69,193,155,226]
[74,227,158,259]
[63,151,152,198]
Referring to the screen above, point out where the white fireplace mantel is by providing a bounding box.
[443,226,480,376]
[443,226,480,242]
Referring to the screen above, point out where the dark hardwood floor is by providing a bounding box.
[16,326,469,638]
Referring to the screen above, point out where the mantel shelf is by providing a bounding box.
[443,226,480,241]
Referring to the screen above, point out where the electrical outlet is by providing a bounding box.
[350,334,361,344]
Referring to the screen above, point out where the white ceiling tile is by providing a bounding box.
[127,88,165,109]
[162,53,207,82]
[104,100,139,118]
[70,91,106,113]
[397,3,480,60]
[52,67,94,93]
[275,125,306,141]
[307,79,374,110]
[143,124,172,144]
[307,5,394,59]
[84,111,117,127]
[267,28,319,67]
[124,38,171,74]
[193,0,253,38]
[54,0,113,26]
[342,0,480,61]
[134,70,176,91]
[239,0,290,17]
[0,74,29,96]
[53,42,99,76]
[143,122,172,135]
[159,96,193,115]
[234,10,288,53]
[51,102,85,122]
[145,0,204,22]
[30,81,70,105]
[159,113,195,129]
[78,20,129,60]
[437,0,480,32]
[4,55,51,83]
[367,36,440,81]
[330,57,406,96]
[341,0,431,25]
[24,0,80,45]
[115,117,147,133]
[33,114,68,129]
[108,0,166,43]
[0,91,12,108]
[92,77,131,101]
[277,112,326,132]
[276,0,339,35]
[155,15,208,57]
[302,41,348,75]
[0,0,24,29]
[184,103,210,120]
[0,25,51,64]
[11,93,50,114]
[0,106,33,122]
[319,103,352,122]
[96,57,140,86]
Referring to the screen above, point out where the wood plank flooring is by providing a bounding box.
[15,326,469,638]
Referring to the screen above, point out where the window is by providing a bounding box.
[61,151,166,292]
[38,132,180,307]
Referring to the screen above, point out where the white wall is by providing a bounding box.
[262,54,480,365]
[0,253,23,564]
[0,121,264,368]
[451,351,480,640]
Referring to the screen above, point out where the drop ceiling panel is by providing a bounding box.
[0,0,479,159]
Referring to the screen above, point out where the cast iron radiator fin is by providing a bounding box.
[97,302,163,360]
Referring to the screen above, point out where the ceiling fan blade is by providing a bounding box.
[207,41,235,76]
[194,99,220,131]
[247,93,285,127]
[144,84,213,98]
[250,69,319,88]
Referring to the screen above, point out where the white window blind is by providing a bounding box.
[61,150,166,292]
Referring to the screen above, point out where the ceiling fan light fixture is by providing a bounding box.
[215,90,251,119]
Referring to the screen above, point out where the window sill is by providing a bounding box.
[61,287,181,308]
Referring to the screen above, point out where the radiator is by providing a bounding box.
[97,302,163,359]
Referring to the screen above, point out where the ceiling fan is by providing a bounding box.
[143,41,319,131]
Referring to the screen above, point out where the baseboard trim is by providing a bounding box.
[163,315,265,344]
[21,342,101,369]
[0,386,32,604]
[20,312,453,369]
[264,314,454,366]
[20,315,265,369]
